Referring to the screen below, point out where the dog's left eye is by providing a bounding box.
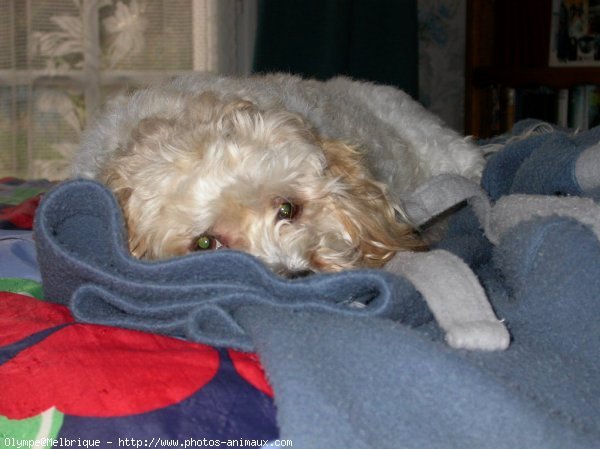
[276,201,300,221]
[192,235,221,251]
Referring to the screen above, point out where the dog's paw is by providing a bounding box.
[445,320,510,351]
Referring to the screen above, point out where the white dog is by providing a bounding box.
[72,73,484,276]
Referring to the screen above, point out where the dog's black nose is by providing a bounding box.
[285,269,314,279]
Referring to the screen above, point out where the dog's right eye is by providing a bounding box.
[192,235,220,251]
[276,200,301,221]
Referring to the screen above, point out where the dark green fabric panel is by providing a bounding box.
[253,0,418,98]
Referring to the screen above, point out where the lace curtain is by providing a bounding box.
[418,0,466,133]
[1,0,466,180]
[0,0,256,180]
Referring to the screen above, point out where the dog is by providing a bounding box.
[71,73,484,276]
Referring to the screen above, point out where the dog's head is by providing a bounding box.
[100,92,424,275]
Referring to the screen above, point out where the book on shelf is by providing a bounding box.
[491,84,600,133]
[557,88,569,127]
[567,85,600,129]
[586,85,600,128]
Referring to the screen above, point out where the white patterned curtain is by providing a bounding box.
[0,0,256,180]
[418,0,466,133]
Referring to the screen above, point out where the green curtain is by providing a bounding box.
[253,0,418,98]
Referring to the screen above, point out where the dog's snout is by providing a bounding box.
[290,269,314,278]
[279,268,314,278]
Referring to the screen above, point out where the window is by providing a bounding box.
[0,0,256,179]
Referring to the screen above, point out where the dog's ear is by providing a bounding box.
[98,117,180,259]
[213,96,257,135]
[185,92,257,132]
[320,139,426,268]
[99,155,151,259]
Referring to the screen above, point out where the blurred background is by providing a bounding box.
[0,0,465,180]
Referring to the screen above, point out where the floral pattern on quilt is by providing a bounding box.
[0,287,278,442]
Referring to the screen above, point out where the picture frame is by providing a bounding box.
[549,0,600,66]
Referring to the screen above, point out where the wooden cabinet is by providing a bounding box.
[465,0,600,137]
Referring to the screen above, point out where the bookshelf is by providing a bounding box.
[465,0,600,138]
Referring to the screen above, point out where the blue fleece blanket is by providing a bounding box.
[35,121,600,448]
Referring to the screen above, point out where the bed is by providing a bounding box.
[1,120,600,448]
